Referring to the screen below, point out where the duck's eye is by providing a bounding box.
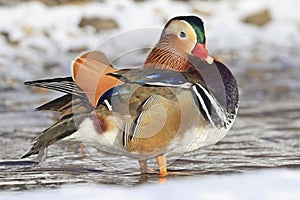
[179,31,187,38]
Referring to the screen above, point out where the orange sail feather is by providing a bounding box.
[72,51,123,107]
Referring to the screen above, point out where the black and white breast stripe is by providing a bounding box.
[192,83,229,129]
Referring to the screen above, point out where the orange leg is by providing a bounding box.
[138,160,149,174]
[79,143,88,159]
[156,155,168,177]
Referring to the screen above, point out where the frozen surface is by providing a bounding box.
[1,169,300,200]
[0,0,299,196]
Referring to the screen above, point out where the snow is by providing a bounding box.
[1,169,300,200]
[0,0,299,197]
[0,0,299,84]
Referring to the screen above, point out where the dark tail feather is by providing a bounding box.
[25,77,86,98]
[21,113,86,159]
[36,94,73,112]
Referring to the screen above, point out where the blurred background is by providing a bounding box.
[0,0,299,196]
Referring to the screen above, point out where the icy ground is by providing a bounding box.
[0,0,300,198]
[2,169,300,199]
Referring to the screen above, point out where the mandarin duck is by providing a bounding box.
[22,16,239,176]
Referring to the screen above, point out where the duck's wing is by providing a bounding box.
[107,66,229,128]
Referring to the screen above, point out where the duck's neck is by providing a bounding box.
[144,36,189,72]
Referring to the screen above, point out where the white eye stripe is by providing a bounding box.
[163,20,197,52]
[164,20,195,38]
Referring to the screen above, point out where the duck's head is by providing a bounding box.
[161,16,213,64]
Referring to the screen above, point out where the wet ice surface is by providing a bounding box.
[1,170,300,200]
[0,0,300,196]
[1,64,300,192]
